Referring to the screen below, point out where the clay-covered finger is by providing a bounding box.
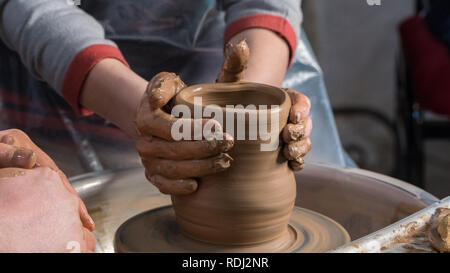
[136,104,223,141]
[0,143,36,169]
[145,72,187,109]
[143,153,233,179]
[282,117,312,143]
[289,157,305,171]
[145,173,198,195]
[284,88,311,124]
[137,133,234,160]
[217,40,250,83]
[282,138,312,160]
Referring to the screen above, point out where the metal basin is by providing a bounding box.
[72,163,438,253]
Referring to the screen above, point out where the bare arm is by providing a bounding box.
[0,0,131,122]
[79,59,147,137]
[219,0,302,86]
[228,28,290,87]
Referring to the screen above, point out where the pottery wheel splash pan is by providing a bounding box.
[72,164,438,253]
[114,205,350,253]
[333,196,450,253]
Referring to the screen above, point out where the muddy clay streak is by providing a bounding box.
[388,208,450,253]
[428,208,450,252]
[216,40,250,83]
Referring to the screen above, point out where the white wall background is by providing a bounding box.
[302,0,450,198]
[303,0,415,118]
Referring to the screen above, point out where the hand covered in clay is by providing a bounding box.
[281,89,312,171]
[0,129,95,253]
[135,73,234,196]
[218,40,312,171]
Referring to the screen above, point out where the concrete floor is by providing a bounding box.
[302,0,450,198]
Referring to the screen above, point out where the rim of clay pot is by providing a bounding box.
[174,82,290,116]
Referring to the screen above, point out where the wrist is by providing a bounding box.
[80,58,147,138]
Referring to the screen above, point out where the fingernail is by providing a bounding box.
[206,133,234,153]
[214,153,233,171]
[1,135,14,145]
[86,213,95,229]
[295,112,301,123]
[185,180,198,193]
[220,133,234,152]
[12,148,35,168]
[149,175,162,187]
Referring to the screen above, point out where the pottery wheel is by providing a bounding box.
[114,205,350,253]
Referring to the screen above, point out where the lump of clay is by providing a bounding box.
[428,208,450,253]
[437,214,450,249]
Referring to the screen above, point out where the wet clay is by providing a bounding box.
[114,205,350,253]
[216,40,249,83]
[387,208,450,253]
[171,83,296,245]
[428,208,450,253]
[438,215,450,245]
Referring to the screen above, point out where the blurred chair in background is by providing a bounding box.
[396,0,450,188]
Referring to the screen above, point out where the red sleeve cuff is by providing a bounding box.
[61,44,129,116]
[224,14,298,67]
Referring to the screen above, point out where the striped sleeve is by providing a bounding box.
[0,0,128,115]
[218,0,302,65]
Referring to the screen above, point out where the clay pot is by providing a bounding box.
[172,82,295,245]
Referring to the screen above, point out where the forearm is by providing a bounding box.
[220,0,302,87]
[228,28,290,87]
[0,0,115,92]
[79,59,147,138]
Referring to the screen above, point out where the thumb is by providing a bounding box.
[0,143,36,169]
[146,72,187,109]
[217,39,250,83]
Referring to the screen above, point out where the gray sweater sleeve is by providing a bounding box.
[0,0,118,94]
[218,0,302,44]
